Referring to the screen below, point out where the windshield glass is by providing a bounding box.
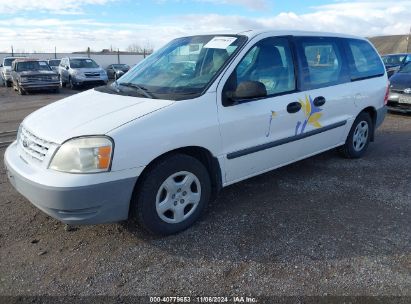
[115,35,247,99]
[16,61,51,72]
[70,58,99,68]
[113,64,128,69]
[399,62,411,73]
[4,58,17,66]
[382,55,406,65]
[48,60,61,66]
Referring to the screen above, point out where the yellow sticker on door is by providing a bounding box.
[295,95,323,135]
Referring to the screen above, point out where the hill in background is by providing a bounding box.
[369,35,410,55]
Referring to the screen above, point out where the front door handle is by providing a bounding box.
[287,102,302,113]
[313,96,326,107]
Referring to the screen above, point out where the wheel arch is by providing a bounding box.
[359,106,377,141]
[131,146,223,212]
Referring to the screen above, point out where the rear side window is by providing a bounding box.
[295,37,349,90]
[345,39,385,81]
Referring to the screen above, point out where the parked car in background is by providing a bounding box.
[58,57,108,89]
[387,62,411,113]
[381,53,411,78]
[1,56,25,87]
[10,59,60,95]
[106,64,130,79]
[47,59,61,72]
[4,31,388,235]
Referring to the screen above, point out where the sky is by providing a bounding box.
[0,0,410,53]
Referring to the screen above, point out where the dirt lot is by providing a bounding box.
[0,85,410,298]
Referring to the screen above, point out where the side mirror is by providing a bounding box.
[66,66,69,70]
[0,64,2,67]
[224,81,267,106]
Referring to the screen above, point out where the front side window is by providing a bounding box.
[115,35,247,100]
[70,59,99,69]
[227,37,296,97]
[297,37,347,89]
[346,39,385,80]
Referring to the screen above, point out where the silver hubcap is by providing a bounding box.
[353,120,369,152]
[156,171,201,224]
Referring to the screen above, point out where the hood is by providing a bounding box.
[389,72,411,91]
[23,89,175,144]
[19,70,57,76]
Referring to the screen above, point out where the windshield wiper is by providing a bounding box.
[118,82,155,99]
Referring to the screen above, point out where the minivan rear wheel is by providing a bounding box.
[131,154,211,235]
[340,112,372,158]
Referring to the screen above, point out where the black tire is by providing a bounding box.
[69,77,76,90]
[60,76,66,88]
[17,84,26,95]
[340,112,372,158]
[131,154,211,235]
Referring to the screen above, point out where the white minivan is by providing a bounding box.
[4,30,388,235]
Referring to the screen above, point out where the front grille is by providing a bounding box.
[26,75,53,82]
[84,72,100,78]
[19,127,52,162]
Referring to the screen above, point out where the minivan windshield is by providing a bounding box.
[114,35,247,100]
[70,58,99,68]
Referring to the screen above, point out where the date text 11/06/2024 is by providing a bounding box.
[149,296,258,303]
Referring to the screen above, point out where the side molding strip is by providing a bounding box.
[226,120,347,160]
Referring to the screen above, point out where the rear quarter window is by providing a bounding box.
[345,39,385,81]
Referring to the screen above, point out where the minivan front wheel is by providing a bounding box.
[340,112,372,158]
[131,154,211,235]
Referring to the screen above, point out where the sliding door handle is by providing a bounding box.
[313,96,326,107]
[287,102,302,113]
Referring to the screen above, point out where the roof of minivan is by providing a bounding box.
[201,29,365,40]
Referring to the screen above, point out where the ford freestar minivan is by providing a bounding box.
[4,30,388,235]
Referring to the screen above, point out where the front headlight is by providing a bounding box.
[72,70,83,76]
[49,136,113,173]
[51,76,59,81]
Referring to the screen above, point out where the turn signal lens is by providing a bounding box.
[98,146,112,169]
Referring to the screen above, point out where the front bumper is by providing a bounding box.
[20,81,60,90]
[72,75,108,86]
[388,91,411,113]
[4,141,139,225]
[2,73,12,82]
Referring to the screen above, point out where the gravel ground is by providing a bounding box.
[0,85,410,298]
